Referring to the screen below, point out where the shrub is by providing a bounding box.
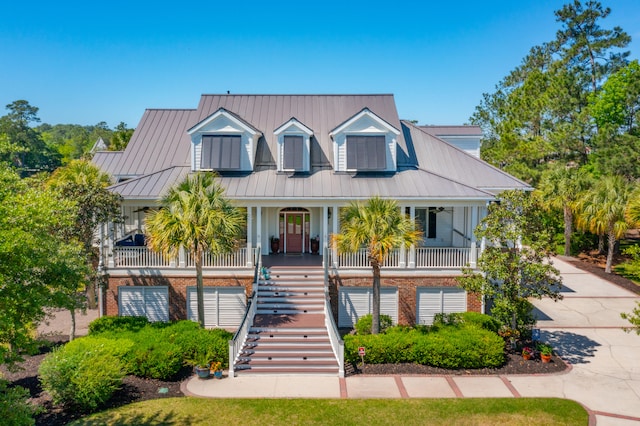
[126,337,183,380]
[165,323,232,369]
[0,379,40,426]
[344,331,417,364]
[39,337,126,412]
[88,315,150,334]
[615,245,640,283]
[354,314,393,335]
[489,298,536,340]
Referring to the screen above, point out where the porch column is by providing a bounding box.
[469,206,478,268]
[246,207,253,267]
[322,206,329,269]
[332,205,339,268]
[177,247,185,268]
[107,222,115,268]
[408,206,416,268]
[399,205,406,268]
[256,206,262,258]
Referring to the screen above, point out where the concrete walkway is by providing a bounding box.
[183,257,640,425]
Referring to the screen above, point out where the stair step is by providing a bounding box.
[235,359,338,367]
[241,345,333,354]
[234,367,339,375]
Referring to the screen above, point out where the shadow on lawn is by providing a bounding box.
[540,330,600,365]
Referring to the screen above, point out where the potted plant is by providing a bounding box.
[538,343,553,363]
[188,350,212,379]
[210,361,223,379]
[522,346,533,360]
[310,236,320,254]
[270,236,280,254]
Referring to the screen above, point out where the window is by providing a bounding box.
[283,135,303,170]
[416,208,437,239]
[346,135,386,170]
[200,135,241,170]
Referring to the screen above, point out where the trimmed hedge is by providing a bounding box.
[88,316,151,334]
[354,314,393,335]
[344,314,505,369]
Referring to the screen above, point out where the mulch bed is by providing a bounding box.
[2,255,634,425]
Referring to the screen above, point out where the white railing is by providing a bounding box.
[186,248,248,268]
[113,247,171,268]
[330,246,478,270]
[415,247,472,269]
[324,247,344,377]
[228,289,258,379]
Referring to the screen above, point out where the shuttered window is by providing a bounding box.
[200,135,241,170]
[346,135,386,170]
[283,135,303,170]
[416,287,467,325]
[338,287,398,327]
[187,287,246,328]
[119,286,169,322]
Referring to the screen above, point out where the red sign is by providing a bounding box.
[358,347,365,356]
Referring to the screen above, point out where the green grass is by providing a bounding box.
[70,397,588,425]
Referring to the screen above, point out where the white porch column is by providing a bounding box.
[246,207,253,267]
[409,206,416,268]
[332,205,339,268]
[256,206,262,257]
[322,206,329,269]
[469,206,478,268]
[177,247,185,268]
[107,222,115,269]
[399,205,406,268]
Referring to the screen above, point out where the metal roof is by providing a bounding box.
[405,121,530,192]
[420,125,483,136]
[92,151,124,177]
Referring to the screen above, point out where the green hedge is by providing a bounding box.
[344,315,505,369]
[354,314,393,335]
[88,316,150,334]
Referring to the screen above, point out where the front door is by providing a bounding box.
[286,213,304,253]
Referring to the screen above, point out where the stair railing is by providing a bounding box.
[228,246,261,378]
[324,246,345,377]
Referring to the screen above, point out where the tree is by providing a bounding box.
[109,122,134,151]
[576,175,632,273]
[456,191,562,335]
[47,160,122,310]
[332,197,421,334]
[144,173,244,327]
[535,165,591,256]
[626,185,640,226]
[0,166,87,363]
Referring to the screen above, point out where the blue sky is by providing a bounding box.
[1,1,639,128]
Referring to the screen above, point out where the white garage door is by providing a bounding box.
[119,286,169,322]
[416,287,467,325]
[338,287,398,328]
[187,287,246,328]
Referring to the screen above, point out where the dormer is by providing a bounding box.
[330,108,400,173]
[188,108,262,172]
[273,118,313,173]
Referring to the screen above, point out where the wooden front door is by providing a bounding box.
[286,213,303,253]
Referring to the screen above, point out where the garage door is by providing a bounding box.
[187,287,246,328]
[338,287,398,328]
[119,286,169,322]
[416,287,466,325]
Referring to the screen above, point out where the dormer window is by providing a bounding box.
[274,118,313,173]
[188,108,262,172]
[346,135,386,170]
[200,135,241,170]
[330,108,400,173]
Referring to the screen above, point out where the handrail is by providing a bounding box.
[228,246,261,378]
[324,246,345,377]
[453,228,471,241]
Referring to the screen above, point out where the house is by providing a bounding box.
[93,94,530,330]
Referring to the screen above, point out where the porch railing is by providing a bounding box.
[331,246,479,269]
[112,247,171,268]
[324,246,344,377]
[112,247,253,269]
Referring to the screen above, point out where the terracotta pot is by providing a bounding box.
[541,354,552,363]
[522,353,532,360]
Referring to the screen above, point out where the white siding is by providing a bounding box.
[338,287,398,327]
[119,286,169,322]
[187,287,246,328]
[416,287,467,325]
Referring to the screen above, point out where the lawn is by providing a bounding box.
[70,397,588,425]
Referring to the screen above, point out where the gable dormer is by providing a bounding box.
[273,118,313,173]
[329,108,400,173]
[188,108,262,172]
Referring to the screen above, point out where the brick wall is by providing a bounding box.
[104,274,253,320]
[329,274,482,326]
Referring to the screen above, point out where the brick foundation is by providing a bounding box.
[329,274,481,326]
[104,274,253,320]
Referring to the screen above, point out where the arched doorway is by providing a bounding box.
[279,208,310,254]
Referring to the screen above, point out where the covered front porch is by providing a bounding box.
[103,202,487,272]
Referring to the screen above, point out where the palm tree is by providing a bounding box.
[576,175,632,273]
[145,173,244,327]
[332,197,421,334]
[535,165,591,256]
[626,185,640,227]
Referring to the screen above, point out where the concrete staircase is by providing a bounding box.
[233,267,340,375]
